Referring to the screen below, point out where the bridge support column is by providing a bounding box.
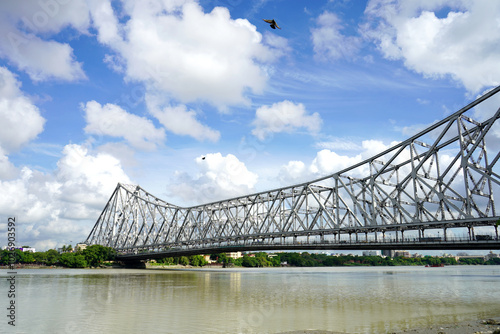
[468,226,475,241]
[122,260,146,269]
[349,233,352,243]
[496,224,499,241]
[444,227,448,241]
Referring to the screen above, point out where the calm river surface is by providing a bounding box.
[1,266,500,333]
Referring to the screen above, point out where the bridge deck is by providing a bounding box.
[117,237,500,261]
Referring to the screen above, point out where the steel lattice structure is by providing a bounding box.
[86,86,500,254]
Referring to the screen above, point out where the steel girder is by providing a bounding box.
[85,86,500,251]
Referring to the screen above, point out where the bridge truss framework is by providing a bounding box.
[86,86,500,257]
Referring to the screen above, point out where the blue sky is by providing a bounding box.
[1,0,500,250]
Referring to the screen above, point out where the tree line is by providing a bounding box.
[0,245,117,268]
[205,252,500,267]
[2,247,499,268]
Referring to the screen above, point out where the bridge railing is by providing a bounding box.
[115,233,499,258]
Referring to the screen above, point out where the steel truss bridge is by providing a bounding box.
[86,87,500,260]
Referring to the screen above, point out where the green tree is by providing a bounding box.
[45,249,60,265]
[21,252,35,263]
[189,255,207,267]
[0,250,10,265]
[241,255,258,267]
[82,245,115,267]
[59,252,76,267]
[179,256,189,266]
[59,253,88,268]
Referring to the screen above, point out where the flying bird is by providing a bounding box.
[263,19,281,29]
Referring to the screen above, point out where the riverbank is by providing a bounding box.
[279,318,500,334]
[392,317,500,334]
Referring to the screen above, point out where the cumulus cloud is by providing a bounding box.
[0,67,45,153]
[83,100,166,150]
[311,11,361,61]
[279,140,398,185]
[363,0,500,93]
[146,96,220,142]
[252,100,322,140]
[93,0,282,110]
[0,144,132,250]
[169,153,258,205]
[0,1,88,81]
[0,148,17,179]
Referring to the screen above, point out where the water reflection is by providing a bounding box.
[1,266,500,333]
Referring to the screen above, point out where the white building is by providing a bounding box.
[362,250,380,256]
[486,251,499,261]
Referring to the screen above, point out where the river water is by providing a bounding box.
[1,266,500,334]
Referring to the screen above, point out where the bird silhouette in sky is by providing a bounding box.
[263,19,281,29]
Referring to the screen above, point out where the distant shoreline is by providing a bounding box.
[1,262,500,270]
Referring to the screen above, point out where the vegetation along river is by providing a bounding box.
[1,266,499,333]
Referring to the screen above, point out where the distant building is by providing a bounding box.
[226,252,242,259]
[456,255,485,261]
[381,249,395,258]
[75,243,87,251]
[485,251,499,261]
[2,246,35,252]
[394,250,410,258]
[362,250,380,256]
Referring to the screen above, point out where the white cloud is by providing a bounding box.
[0,67,45,153]
[0,148,18,180]
[311,11,361,61]
[309,149,363,176]
[146,96,220,142]
[92,0,282,110]
[83,100,166,150]
[56,144,131,206]
[169,153,258,205]
[0,1,88,81]
[278,160,307,184]
[364,0,500,93]
[315,137,363,151]
[278,140,398,185]
[0,144,132,250]
[252,100,322,140]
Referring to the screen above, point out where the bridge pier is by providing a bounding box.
[121,260,147,269]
